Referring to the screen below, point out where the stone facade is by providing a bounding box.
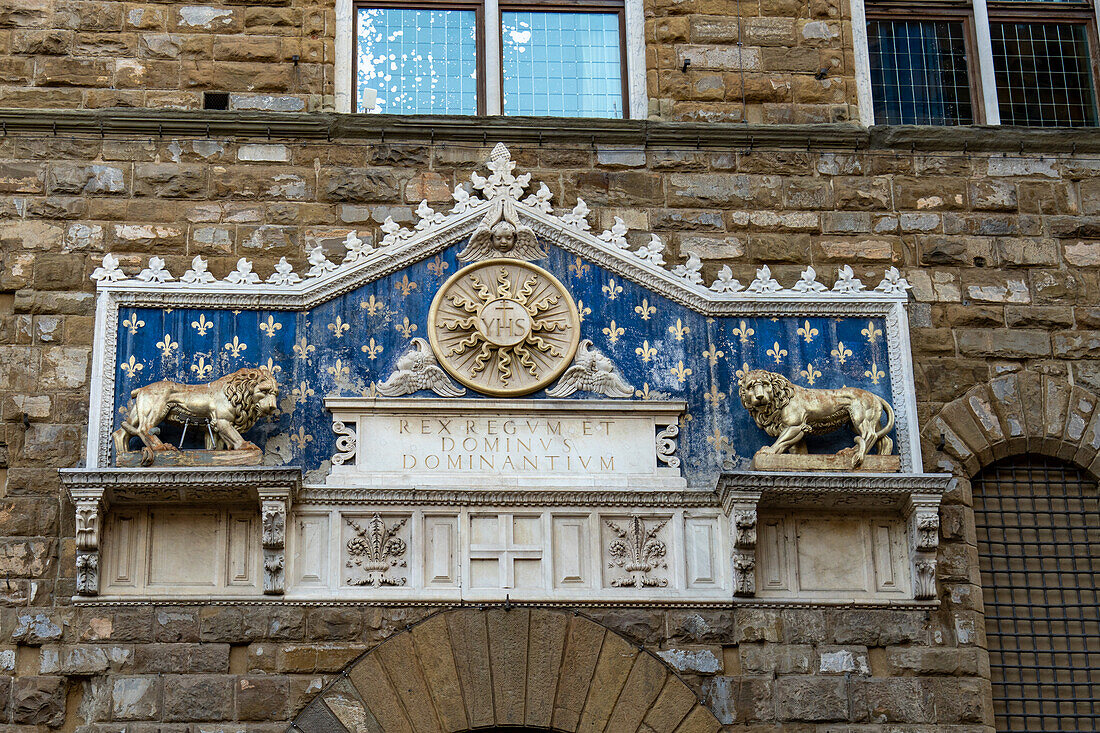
[0,0,1097,730]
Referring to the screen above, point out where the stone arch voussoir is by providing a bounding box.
[289,607,721,733]
[923,371,1100,479]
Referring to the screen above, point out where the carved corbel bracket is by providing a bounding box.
[70,487,106,597]
[723,490,762,598]
[906,492,943,600]
[259,488,291,595]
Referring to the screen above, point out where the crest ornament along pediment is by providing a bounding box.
[429,258,580,396]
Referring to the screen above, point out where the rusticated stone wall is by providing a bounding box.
[0,0,333,112]
[1,123,1098,730]
[0,0,853,122]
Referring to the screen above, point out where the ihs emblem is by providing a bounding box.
[428,259,580,396]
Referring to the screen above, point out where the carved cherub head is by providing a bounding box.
[490,221,517,253]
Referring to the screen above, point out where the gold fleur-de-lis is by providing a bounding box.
[568,256,589,277]
[703,344,725,366]
[262,357,282,375]
[800,362,822,386]
[635,383,663,400]
[670,361,692,383]
[191,356,213,379]
[602,278,623,300]
[862,320,883,344]
[679,413,694,428]
[122,312,145,335]
[634,299,656,321]
[797,320,819,344]
[831,342,853,365]
[635,340,657,363]
[603,320,624,345]
[291,381,315,404]
[361,338,383,360]
[223,336,247,358]
[767,342,788,364]
[394,274,418,296]
[735,362,752,380]
[360,294,385,316]
[668,319,689,341]
[732,320,754,344]
[290,427,313,451]
[156,334,178,357]
[191,314,212,336]
[864,361,885,385]
[707,430,733,458]
[259,315,282,338]
[704,384,726,405]
[293,337,315,360]
[327,359,350,380]
[361,381,379,398]
[577,300,592,323]
[395,317,417,339]
[120,355,143,379]
[328,316,350,339]
[426,256,449,278]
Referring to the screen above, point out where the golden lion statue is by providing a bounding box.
[113,367,279,462]
[738,369,894,466]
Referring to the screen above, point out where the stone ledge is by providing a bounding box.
[2,108,1097,152]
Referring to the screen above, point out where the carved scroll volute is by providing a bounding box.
[72,489,105,596]
[725,491,761,598]
[260,494,289,595]
[907,492,943,600]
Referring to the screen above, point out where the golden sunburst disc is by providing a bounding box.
[428,258,580,396]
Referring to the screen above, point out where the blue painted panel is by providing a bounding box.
[114,242,897,486]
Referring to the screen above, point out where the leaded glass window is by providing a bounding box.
[868,20,974,125]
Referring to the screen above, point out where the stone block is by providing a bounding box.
[11,676,65,725]
[410,614,467,733]
[641,677,697,733]
[605,653,668,732]
[551,615,605,732]
[739,643,812,674]
[775,676,847,722]
[576,632,637,733]
[957,329,1051,358]
[163,675,235,722]
[851,677,933,723]
[374,632,439,733]
[236,675,289,721]
[34,57,110,86]
[668,610,735,644]
[657,646,722,674]
[112,675,160,720]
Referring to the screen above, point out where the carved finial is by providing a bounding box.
[673,252,703,285]
[137,256,173,284]
[793,266,827,293]
[636,234,665,266]
[710,265,743,293]
[746,265,781,294]
[833,265,865,294]
[225,258,260,285]
[91,253,126,283]
[181,256,216,284]
[266,257,302,286]
[875,266,911,295]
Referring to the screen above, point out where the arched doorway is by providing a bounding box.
[973,455,1100,732]
[288,607,721,733]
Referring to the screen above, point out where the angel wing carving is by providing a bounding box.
[545,340,634,398]
[457,198,547,262]
[376,338,466,398]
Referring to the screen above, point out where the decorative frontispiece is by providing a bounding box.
[64,143,948,605]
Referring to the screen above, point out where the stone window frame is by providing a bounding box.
[334,0,649,118]
[850,0,1100,126]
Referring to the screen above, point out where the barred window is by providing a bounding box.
[973,455,1100,732]
[863,1,1099,126]
[868,19,974,124]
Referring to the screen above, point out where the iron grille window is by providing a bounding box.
[992,21,1099,125]
[864,1,1100,126]
[973,455,1100,732]
[353,1,627,117]
[868,20,974,124]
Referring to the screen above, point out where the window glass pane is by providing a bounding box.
[992,22,1098,126]
[502,11,623,118]
[356,7,477,115]
[868,20,974,125]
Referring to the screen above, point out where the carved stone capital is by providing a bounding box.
[258,489,292,596]
[905,492,942,600]
[723,491,761,597]
[70,488,105,597]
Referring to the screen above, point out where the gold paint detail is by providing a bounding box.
[428,258,580,397]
